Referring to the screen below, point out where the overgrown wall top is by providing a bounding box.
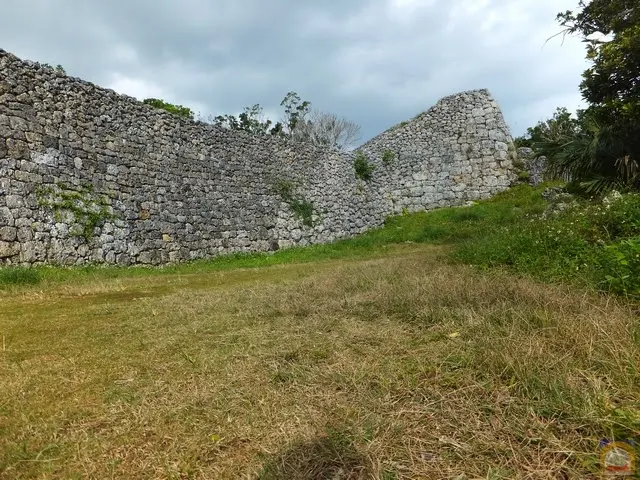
[0,49,515,265]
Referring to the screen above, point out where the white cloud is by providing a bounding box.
[106,74,163,100]
[112,44,138,64]
[1,0,590,138]
[388,0,437,22]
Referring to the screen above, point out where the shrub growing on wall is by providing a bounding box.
[37,185,117,241]
[353,152,375,181]
[40,63,66,74]
[382,149,396,165]
[274,179,315,227]
[143,98,195,120]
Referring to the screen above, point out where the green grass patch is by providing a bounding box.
[364,183,548,245]
[0,267,41,288]
[454,190,640,298]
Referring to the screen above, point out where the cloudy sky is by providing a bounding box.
[1,0,589,141]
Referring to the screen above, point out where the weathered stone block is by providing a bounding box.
[5,195,23,208]
[0,226,17,241]
[0,241,19,258]
[0,207,14,227]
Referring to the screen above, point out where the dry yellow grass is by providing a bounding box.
[1,244,638,479]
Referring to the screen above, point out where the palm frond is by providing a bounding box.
[532,115,639,194]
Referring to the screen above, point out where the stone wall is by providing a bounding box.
[358,89,515,215]
[0,49,516,266]
[517,147,547,186]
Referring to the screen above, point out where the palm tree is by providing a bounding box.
[534,113,640,194]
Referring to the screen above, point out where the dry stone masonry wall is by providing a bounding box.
[516,147,548,186]
[358,90,515,215]
[0,49,516,266]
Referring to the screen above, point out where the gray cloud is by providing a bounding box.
[1,0,588,140]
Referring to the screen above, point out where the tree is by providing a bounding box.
[557,0,639,117]
[211,91,361,151]
[212,92,310,136]
[280,91,311,133]
[291,110,361,151]
[535,1,640,192]
[213,104,279,135]
[143,98,194,120]
[515,107,580,149]
[279,92,360,150]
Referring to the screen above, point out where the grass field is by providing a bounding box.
[1,186,639,479]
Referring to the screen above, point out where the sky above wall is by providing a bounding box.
[1,0,589,142]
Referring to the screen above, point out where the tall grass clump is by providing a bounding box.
[0,267,41,287]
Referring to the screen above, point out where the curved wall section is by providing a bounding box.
[0,49,515,265]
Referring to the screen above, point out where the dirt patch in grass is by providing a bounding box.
[1,244,638,479]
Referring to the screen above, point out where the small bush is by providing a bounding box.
[353,152,375,181]
[595,193,640,239]
[274,179,296,200]
[0,267,41,287]
[603,238,640,296]
[143,98,194,120]
[40,63,66,74]
[512,158,525,170]
[518,171,531,182]
[274,179,315,227]
[382,150,396,165]
[290,199,314,227]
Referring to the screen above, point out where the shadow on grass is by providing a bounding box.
[257,427,371,480]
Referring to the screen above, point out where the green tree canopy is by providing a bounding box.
[514,107,580,148]
[558,0,639,118]
[529,1,640,193]
[213,104,280,135]
[212,92,360,151]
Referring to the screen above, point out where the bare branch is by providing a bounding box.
[291,110,361,151]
